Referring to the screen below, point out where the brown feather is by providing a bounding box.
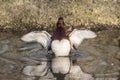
[52,17,68,40]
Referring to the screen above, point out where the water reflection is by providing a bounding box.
[23,61,48,76]
[23,56,93,80]
[50,57,71,80]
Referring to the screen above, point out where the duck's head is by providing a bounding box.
[56,17,65,28]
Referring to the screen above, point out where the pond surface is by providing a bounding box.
[0,30,120,80]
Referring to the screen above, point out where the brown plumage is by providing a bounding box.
[52,17,68,40]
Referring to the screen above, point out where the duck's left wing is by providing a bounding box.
[21,31,51,49]
[69,29,97,49]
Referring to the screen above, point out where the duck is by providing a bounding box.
[21,17,97,56]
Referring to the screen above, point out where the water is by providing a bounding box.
[0,30,120,80]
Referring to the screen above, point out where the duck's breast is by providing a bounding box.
[51,39,71,56]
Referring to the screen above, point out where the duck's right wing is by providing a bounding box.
[69,29,97,49]
[21,31,51,49]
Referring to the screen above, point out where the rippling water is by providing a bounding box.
[0,30,120,80]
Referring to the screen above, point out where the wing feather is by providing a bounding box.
[21,31,51,49]
[69,29,97,49]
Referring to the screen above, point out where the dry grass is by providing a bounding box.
[0,0,119,32]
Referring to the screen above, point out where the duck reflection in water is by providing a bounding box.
[50,57,71,80]
[23,56,93,80]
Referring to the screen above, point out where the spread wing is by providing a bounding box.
[69,29,97,49]
[21,31,51,49]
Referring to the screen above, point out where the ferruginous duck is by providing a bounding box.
[21,17,97,56]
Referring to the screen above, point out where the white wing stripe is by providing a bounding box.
[69,29,97,49]
[21,31,51,49]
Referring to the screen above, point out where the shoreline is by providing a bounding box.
[0,23,119,34]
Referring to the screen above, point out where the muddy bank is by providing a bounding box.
[0,24,120,36]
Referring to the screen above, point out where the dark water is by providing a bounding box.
[0,30,120,80]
